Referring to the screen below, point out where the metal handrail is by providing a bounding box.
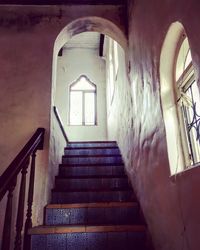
[53,106,69,144]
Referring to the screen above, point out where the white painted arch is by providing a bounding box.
[52,16,127,103]
[160,21,186,175]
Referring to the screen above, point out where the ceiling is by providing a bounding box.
[0,0,125,5]
[64,32,100,50]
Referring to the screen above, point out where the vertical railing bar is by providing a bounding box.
[14,158,30,250]
[0,128,45,249]
[1,177,17,250]
[23,151,36,250]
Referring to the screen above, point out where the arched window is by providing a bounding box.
[160,22,200,174]
[175,34,200,166]
[69,75,97,126]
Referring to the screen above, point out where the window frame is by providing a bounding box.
[69,75,97,126]
[175,33,200,167]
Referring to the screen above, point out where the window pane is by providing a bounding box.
[70,91,83,125]
[191,81,200,115]
[183,82,200,164]
[71,76,95,91]
[84,92,95,125]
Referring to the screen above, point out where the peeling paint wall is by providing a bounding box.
[107,0,200,249]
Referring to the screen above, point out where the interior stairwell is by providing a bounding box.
[29,141,150,249]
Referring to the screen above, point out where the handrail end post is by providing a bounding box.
[37,128,45,150]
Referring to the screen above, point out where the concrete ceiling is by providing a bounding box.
[0,0,126,5]
[64,32,100,50]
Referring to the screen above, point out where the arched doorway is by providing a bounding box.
[49,16,128,172]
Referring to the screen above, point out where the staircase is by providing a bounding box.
[29,141,149,250]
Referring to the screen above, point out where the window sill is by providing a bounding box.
[170,162,200,183]
[67,125,98,127]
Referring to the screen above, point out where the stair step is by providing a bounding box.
[59,165,125,177]
[60,162,124,167]
[46,201,137,209]
[64,147,120,156]
[54,176,129,191]
[67,141,117,148]
[30,225,146,250]
[29,224,146,234]
[51,189,134,204]
[45,202,139,226]
[29,141,150,249]
[62,155,123,165]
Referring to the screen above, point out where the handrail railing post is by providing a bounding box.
[1,177,17,250]
[0,128,45,249]
[23,151,36,250]
[14,158,29,250]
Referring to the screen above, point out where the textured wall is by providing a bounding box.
[107,0,200,249]
[0,4,126,245]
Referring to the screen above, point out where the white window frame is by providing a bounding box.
[69,75,97,126]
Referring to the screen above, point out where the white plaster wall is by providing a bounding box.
[55,46,107,141]
[107,1,200,249]
[105,38,127,141]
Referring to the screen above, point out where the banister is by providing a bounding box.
[0,127,45,202]
[0,127,45,250]
[53,106,69,144]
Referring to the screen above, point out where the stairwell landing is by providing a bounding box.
[29,141,149,250]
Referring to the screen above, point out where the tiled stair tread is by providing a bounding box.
[58,166,125,177]
[55,175,127,179]
[67,142,118,148]
[64,149,121,156]
[54,177,129,190]
[58,175,126,179]
[68,141,117,144]
[65,146,119,150]
[52,187,132,192]
[29,225,146,235]
[51,190,134,203]
[62,154,122,158]
[46,202,138,209]
[59,163,124,167]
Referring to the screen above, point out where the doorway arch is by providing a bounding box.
[51,16,127,102]
[49,16,128,172]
